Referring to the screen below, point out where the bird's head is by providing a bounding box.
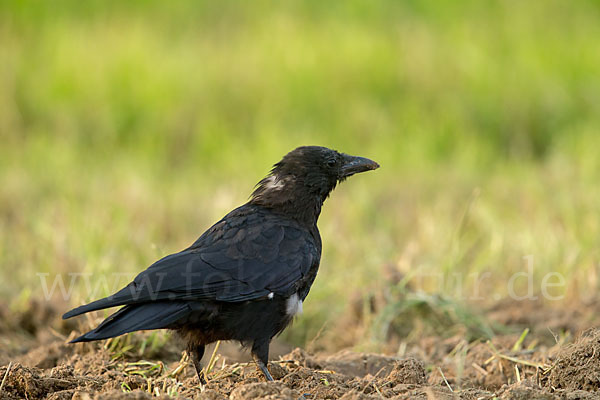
[251,146,379,222]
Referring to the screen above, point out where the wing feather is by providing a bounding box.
[63,205,320,319]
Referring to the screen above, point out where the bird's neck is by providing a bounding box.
[249,178,326,227]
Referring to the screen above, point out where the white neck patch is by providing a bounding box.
[263,175,286,191]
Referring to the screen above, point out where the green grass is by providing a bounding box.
[1,0,599,347]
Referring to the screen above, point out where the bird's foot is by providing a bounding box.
[193,366,207,387]
[255,359,274,381]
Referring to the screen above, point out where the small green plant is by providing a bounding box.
[372,281,496,344]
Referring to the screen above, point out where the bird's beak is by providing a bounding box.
[340,154,380,178]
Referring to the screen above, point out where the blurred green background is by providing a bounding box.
[1,0,599,347]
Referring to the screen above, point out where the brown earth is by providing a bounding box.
[2,298,600,399]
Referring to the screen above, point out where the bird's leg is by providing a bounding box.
[187,344,206,385]
[251,339,274,381]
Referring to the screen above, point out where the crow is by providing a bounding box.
[63,145,379,382]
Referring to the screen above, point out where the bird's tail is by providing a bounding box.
[62,284,139,320]
[69,301,190,343]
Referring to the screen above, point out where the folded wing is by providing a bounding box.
[63,205,319,320]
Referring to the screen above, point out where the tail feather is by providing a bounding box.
[62,284,139,319]
[63,297,123,320]
[69,302,190,343]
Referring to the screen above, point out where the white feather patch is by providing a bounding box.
[286,293,303,316]
[264,175,285,190]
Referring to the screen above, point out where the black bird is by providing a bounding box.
[63,146,379,382]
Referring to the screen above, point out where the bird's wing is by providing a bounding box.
[63,205,319,319]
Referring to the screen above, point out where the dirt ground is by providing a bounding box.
[2,298,600,399]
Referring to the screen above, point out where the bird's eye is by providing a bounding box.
[327,159,336,167]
